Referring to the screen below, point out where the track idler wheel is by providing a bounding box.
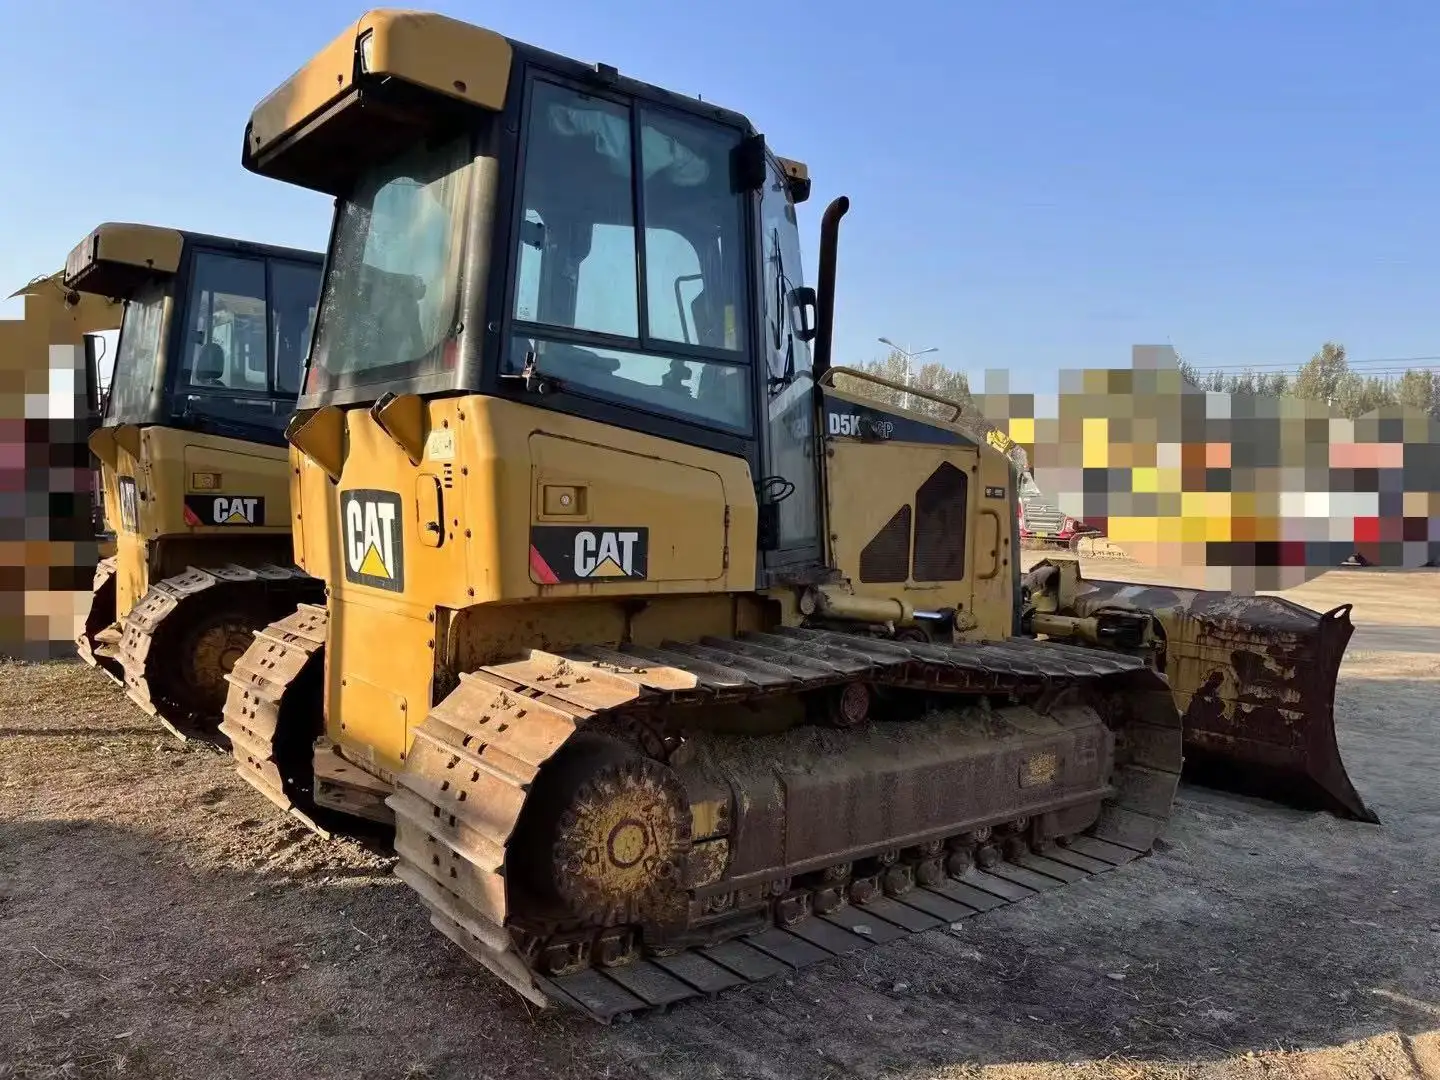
[818,681,871,729]
[518,733,692,923]
[173,608,265,719]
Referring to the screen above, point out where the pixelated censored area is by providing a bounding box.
[975,347,1440,593]
[2,292,106,661]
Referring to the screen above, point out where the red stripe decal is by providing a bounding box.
[529,544,560,584]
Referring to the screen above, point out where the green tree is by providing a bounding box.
[832,348,908,409]
[1226,369,1259,395]
[1331,371,1401,419]
[832,349,974,421]
[1396,368,1439,417]
[1363,375,1396,413]
[1259,371,1290,397]
[1176,357,1205,388]
[910,359,973,418]
[1293,341,1349,406]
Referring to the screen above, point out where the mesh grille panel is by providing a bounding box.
[859,505,912,583]
[913,462,968,582]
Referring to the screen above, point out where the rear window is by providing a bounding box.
[306,134,474,396]
[104,285,167,425]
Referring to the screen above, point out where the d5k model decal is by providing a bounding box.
[530,526,649,584]
[342,489,405,592]
[183,495,265,527]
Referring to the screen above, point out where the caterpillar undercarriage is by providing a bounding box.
[226,612,1181,1021]
[113,563,322,737]
[216,8,1369,1023]
[66,222,324,735]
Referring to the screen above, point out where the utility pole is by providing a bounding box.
[878,336,938,411]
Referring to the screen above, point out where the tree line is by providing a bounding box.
[1177,342,1440,420]
[837,343,1440,424]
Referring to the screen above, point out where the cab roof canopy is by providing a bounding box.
[63,223,184,299]
[242,8,811,203]
[63,222,322,301]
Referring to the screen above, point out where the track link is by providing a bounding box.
[219,602,330,834]
[118,564,322,736]
[75,556,123,684]
[389,628,1183,1023]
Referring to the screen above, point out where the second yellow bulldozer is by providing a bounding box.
[68,222,325,733]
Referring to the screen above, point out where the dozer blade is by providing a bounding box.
[1068,577,1376,823]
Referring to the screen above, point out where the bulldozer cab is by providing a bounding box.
[246,19,837,581]
[65,223,323,447]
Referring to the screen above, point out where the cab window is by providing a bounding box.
[271,260,322,396]
[506,80,752,433]
[174,251,322,439]
[308,135,473,394]
[181,253,268,393]
[105,285,167,424]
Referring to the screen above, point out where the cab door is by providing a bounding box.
[757,152,824,579]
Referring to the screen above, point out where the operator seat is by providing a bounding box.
[194,342,227,387]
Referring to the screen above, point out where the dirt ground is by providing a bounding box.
[2,562,1437,1080]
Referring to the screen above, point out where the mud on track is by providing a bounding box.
[2,564,1438,1079]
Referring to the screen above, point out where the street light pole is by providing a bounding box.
[878,336,938,411]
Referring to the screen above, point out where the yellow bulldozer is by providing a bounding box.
[67,222,326,735]
[216,10,1363,1021]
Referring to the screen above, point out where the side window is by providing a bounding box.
[506,80,752,433]
[514,209,544,323]
[270,259,322,398]
[640,108,746,353]
[573,222,641,337]
[512,84,638,337]
[644,227,703,345]
[182,253,268,393]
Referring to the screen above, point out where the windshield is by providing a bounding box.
[307,134,473,396]
[506,81,752,433]
[104,284,168,425]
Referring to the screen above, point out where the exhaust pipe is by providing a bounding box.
[812,196,849,381]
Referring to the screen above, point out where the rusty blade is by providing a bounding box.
[1070,578,1377,824]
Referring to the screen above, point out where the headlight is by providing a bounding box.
[357,29,375,73]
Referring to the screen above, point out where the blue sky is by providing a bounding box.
[3,0,1438,392]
